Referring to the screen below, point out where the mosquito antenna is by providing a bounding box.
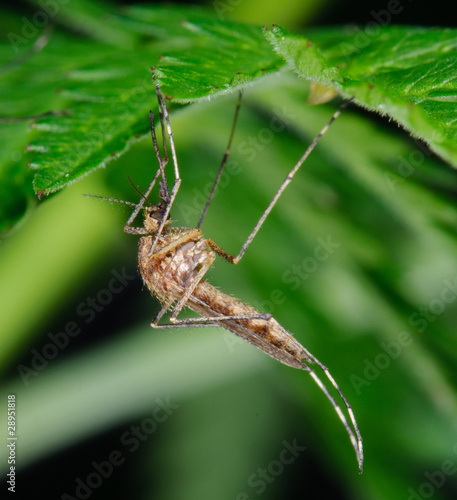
[87,107,166,231]
[233,98,354,264]
[127,176,153,207]
[197,91,243,229]
[303,352,363,473]
[84,193,138,208]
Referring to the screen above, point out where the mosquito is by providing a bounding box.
[93,82,363,473]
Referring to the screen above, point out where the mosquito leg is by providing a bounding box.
[152,312,272,330]
[206,239,238,264]
[151,105,169,197]
[124,166,162,233]
[230,99,352,264]
[197,91,243,229]
[156,84,179,189]
[154,290,272,328]
[302,348,364,474]
[151,299,173,327]
[152,228,202,257]
[148,84,183,256]
[124,87,174,235]
[170,313,272,324]
[124,227,151,235]
[152,323,217,329]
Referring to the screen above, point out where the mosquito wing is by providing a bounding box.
[186,283,310,372]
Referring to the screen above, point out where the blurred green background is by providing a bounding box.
[2,1,457,499]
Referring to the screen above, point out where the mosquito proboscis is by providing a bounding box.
[92,82,363,473]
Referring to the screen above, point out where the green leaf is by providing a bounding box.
[264,25,457,167]
[125,6,285,101]
[0,6,284,208]
[5,6,457,225]
[0,122,35,233]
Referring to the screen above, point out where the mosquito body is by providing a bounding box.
[137,210,311,370]
[107,80,363,472]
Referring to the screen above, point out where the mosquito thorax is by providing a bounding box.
[142,213,157,233]
[143,204,170,234]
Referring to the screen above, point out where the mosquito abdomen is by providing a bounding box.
[191,281,311,362]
